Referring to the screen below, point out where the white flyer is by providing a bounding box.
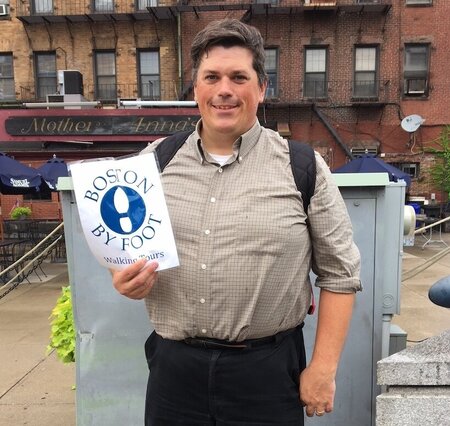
[69,153,179,271]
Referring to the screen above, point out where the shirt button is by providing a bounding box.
[204,229,210,235]
[201,329,207,334]
[201,264,207,270]
[218,168,223,173]
[210,197,216,203]
[239,156,243,161]
[200,298,206,304]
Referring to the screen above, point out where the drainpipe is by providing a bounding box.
[312,103,354,160]
[177,13,182,99]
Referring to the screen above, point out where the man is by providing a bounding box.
[112,18,361,425]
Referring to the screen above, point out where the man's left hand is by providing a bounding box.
[299,363,335,417]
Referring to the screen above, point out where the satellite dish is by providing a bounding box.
[401,114,425,133]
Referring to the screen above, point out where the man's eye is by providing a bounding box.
[234,75,247,82]
[205,75,217,81]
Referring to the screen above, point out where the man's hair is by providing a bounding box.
[190,18,268,86]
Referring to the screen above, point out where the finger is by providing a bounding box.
[305,406,315,417]
[122,271,157,299]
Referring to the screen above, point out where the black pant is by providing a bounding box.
[144,324,306,426]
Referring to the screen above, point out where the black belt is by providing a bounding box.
[183,324,302,350]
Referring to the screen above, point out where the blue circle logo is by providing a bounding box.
[100,186,146,235]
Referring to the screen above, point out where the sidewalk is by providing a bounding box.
[0,232,449,426]
[393,230,450,343]
[0,262,75,426]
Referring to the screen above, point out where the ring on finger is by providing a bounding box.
[316,410,325,416]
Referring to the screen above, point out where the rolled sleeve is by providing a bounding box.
[308,153,362,293]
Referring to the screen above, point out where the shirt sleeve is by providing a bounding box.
[308,153,362,293]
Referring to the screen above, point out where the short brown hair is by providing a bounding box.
[190,19,268,86]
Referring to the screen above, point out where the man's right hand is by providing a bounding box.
[111,259,159,300]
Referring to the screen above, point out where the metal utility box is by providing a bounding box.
[59,173,405,426]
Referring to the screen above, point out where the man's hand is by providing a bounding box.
[111,259,159,300]
[299,363,335,417]
[299,289,355,418]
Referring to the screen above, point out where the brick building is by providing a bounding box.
[0,0,448,220]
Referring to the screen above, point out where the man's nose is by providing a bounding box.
[217,77,233,96]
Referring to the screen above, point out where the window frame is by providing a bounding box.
[32,0,53,14]
[0,53,15,101]
[303,46,328,100]
[353,45,379,99]
[135,0,157,10]
[389,162,420,179]
[93,0,114,13]
[94,50,117,101]
[34,51,57,101]
[137,49,160,100]
[403,43,430,97]
[264,47,279,99]
[405,0,432,6]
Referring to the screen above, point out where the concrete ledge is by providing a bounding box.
[378,329,450,386]
[377,393,450,426]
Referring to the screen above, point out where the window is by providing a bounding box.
[304,48,327,99]
[406,0,432,5]
[390,162,420,178]
[94,51,116,100]
[93,0,114,12]
[136,0,157,10]
[404,44,430,96]
[32,0,53,14]
[138,50,160,100]
[265,48,278,99]
[354,46,378,98]
[23,187,52,201]
[35,52,57,100]
[0,54,15,101]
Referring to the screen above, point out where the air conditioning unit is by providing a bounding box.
[0,4,8,16]
[57,70,84,95]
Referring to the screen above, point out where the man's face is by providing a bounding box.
[194,45,267,143]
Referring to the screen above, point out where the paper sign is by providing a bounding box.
[69,153,179,271]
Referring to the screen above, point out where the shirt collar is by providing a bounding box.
[193,119,262,165]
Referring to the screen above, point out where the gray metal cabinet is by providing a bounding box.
[60,173,405,426]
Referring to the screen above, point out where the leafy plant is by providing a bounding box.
[428,126,450,198]
[47,286,76,363]
[10,206,32,220]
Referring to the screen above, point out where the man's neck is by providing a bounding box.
[200,128,236,155]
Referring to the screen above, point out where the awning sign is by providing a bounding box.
[69,153,179,271]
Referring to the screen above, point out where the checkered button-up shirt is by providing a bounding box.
[141,120,361,341]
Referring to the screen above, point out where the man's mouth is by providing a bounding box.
[213,105,237,110]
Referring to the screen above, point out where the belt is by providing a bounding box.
[183,324,302,350]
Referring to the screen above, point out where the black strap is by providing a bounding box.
[154,132,316,212]
[154,130,192,172]
[287,140,316,213]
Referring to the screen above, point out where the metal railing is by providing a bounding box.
[0,222,65,299]
[15,0,161,17]
[14,0,393,17]
[17,80,193,103]
[15,79,392,105]
[266,79,392,105]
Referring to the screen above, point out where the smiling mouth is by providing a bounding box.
[213,105,237,110]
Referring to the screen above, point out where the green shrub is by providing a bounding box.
[47,286,76,363]
[10,206,32,220]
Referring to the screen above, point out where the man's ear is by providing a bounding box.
[259,79,268,103]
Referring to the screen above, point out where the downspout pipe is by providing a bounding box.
[312,103,354,160]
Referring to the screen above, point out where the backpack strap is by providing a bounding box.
[288,140,316,214]
[288,140,317,315]
[154,130,192,172]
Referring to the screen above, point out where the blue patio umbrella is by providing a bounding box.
[0,152,43,195]
[38,155,69,191]
[333,154,411,187]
